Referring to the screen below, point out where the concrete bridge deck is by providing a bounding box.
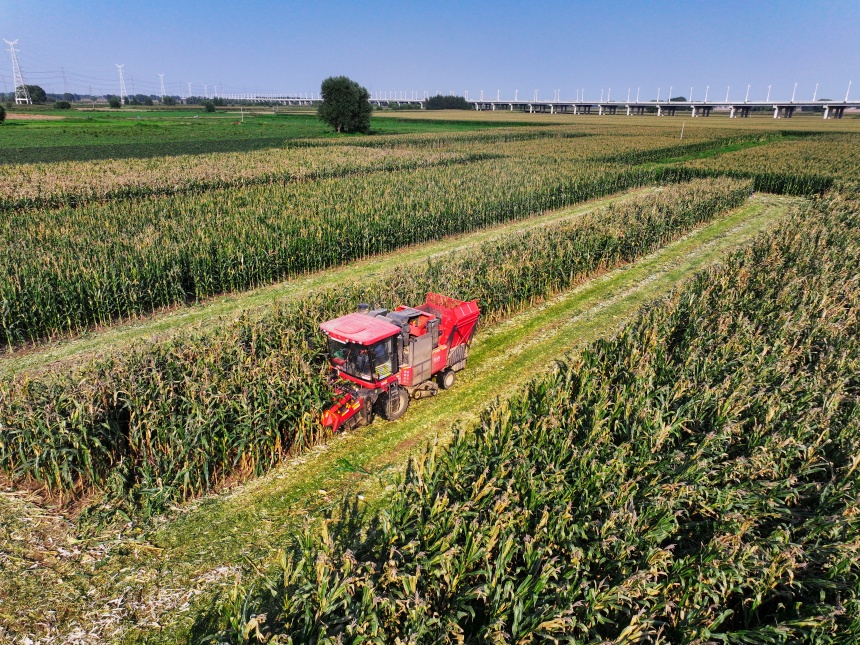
[223,93,858,119]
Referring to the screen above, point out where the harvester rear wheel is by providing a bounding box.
[377,385,409,421]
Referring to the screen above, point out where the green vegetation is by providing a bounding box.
[426,94,472,110]
[0,179,749,515]
[317,75,373,133]
[23,84,47,104]
[0,153,633,345]
[0,193,793,645]
[214,188,860,643]
[1,112,859,643]
[0,112,517,165]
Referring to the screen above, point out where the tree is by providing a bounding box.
[426,94,471,110]
[0,105,5,124]
[53,100,72,110]
[201,100,216,113]
[23,84,47,104]
[317,76,372,133]
[108,96,121,109]
[162,96,177,106]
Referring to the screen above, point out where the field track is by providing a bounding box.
[0,192,798,643]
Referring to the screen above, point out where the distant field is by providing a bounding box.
[0,110,517,163]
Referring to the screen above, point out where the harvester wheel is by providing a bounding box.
[377,385,409,421]
[438,369,456,390]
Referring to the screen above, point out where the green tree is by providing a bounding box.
[426,94,471,110]
[202,100,216,113]
[317,76,372,133]
[162,96,177,106]
[0,105,5,124]
[53,100,72,110]
[23,84,47,104]
[108,96,121,109]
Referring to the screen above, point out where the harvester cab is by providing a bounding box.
[319,293,480,433]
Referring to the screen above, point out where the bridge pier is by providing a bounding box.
[823,105,846,119]
[691,105,712,117]
[773,105,795,119]
[729,105,751,118]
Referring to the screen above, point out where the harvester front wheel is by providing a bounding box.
[438,369,456,390]
[377,385,409,421]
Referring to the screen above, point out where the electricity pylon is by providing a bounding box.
[4,39,31,104]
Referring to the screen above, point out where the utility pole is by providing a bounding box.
[5,39,31,104]
[116,64,127,104]
[791,82,797,103]
[159,73,165,101]
[725,86,730,103]
[187,82,192,99]
[812,83,818,102]
[845,81,852,102]
[745,84,750,103]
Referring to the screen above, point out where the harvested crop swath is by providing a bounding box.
[215,186,860,643]
[0,178,750,512]
[1,150,658,346]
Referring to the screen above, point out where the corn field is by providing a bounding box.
[1,126,795,347]
[0,145,484,211]
[213,184,860,643]
[0,178,750,514]
[0,156,651,346]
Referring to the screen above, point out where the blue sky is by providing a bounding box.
[3,0,858,101]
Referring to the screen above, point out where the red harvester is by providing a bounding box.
[319,293,480,432]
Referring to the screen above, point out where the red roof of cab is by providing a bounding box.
[320,313,400,345]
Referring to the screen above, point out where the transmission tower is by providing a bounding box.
[61,66,71,95]
[4,39,31,104]
[116,64,127,103]
[159,73,165,101]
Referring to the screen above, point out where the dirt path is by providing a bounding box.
[0,193,799,644]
